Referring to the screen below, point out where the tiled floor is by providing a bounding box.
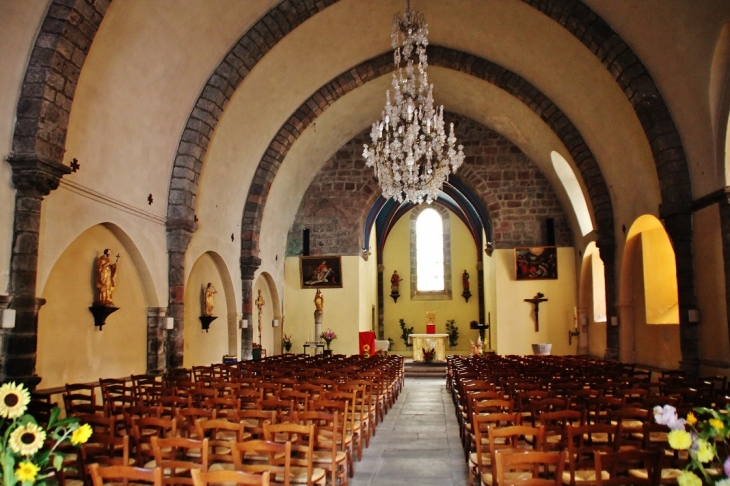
[350,377,469,486]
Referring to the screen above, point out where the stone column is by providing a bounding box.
[240,255,261,361]
[166,220,196,369]
[314,310,322,345]
[3,154,71,388]
[599,243,619,361]
[377,264,384,340]
[146,307,168,374]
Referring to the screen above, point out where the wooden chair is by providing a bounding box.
[299,410,348,486]
[309,400,353,479]
[195,419,245,470]
[176,408,216,438]
[88,464,162,486]
[264,422,326,486]
[563,423,619,486]
[593,450,661,486]
[231,439,291,486]
[64,383,103,416]
[80,432,132,483]
[191,468,269,486]
[495,450,566,486]
[236,410,276,441]
[480,425,544,486]
[469,412,523,486]
[132,417,177,467]
[151,436,209,486]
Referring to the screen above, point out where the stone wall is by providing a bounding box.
[287,114,572,256]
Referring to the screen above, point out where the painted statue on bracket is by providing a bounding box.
[203,283,217,316]
[96,249,120,306]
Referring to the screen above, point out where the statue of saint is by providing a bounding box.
[390,270,402,293]
[96,249,120,306]
[314,288,324,312]
[462,270,470,292]
[203,283,217,316]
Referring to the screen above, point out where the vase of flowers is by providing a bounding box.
[0,382,91,486]
[423,347,436,363]
[282,334,292,353]
[654,404,730,485]
[320,329,337,350]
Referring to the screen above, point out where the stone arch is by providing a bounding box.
[710,21,730,180]
[11,0,110,163]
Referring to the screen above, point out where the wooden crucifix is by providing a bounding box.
[524,292,548,332]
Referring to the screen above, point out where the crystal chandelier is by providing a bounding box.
[363,1,464,205]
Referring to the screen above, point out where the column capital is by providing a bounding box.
[6,153,72,197]
[240,255,261,281]
[166,220,197,253]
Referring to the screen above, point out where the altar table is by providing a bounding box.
[409,333,448,362]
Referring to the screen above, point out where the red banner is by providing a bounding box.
[359,331,376,358]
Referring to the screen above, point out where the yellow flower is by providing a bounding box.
[677,471,702,486]
[686,412,697,426]
[9,423,46,456]
[709,418,724,431]
[0,382,30,419]
[71,423,92,445]
[15,461,40,483]
[667,429,692,450]
[695,439,714,463]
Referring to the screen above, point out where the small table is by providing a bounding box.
[303,342,324,355]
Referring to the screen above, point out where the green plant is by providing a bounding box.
[387,337,394,351]
[399,319,413,347]
[445,319,459,347]
[0,382,91,486]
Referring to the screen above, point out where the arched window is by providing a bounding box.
[416,208,444,291]
[409,205,452,299]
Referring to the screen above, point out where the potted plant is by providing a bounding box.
[399,319,413,347]
[445,319,459,347]
[423,347,436,363]
[282,334,292,353]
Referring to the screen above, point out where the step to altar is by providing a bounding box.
[403,358,447,378]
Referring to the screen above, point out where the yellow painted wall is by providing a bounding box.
[693,205,730,377]
[184,253,230,367]
[284,256,363,355]
[37,224,147,388]
[587,254,608,357]
[641,229,679,324]
[630,241,681,369]
[493,247,577,356]
[382,207,480,354]
[483,238,497,351]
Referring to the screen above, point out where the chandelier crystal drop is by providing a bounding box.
[363,0,464,205]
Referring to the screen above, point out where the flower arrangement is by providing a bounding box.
[422,347,436,363]
[0,382,91,486]
[282,334,292,352]
[320,329,337,350]
[654,404,730,485]
[470,336,484,356]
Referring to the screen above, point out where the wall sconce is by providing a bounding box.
[240,319,248,329]
[165,317,174,330]
[272,319,279,327]
[568,328,579,345]
[1,309,16,329]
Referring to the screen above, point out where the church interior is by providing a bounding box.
[2,0,730,391]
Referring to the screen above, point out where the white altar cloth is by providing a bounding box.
[409,333,448,362]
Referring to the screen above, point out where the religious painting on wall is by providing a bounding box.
[515,246,558,280]
[300,256,343,288]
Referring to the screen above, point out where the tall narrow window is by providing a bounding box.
[416,208,444,291]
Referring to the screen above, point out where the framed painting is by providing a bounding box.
[515,246,558,280]
[300,256,343,288]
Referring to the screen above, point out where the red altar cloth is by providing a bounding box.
[359,331,376,357]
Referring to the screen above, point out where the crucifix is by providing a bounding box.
[254,289,265,346]
[524,292,548,332]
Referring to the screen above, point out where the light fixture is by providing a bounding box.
[363,0,464,205]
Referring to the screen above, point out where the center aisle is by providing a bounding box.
[351,376,469,486]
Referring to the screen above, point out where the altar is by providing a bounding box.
[409,333,449,362]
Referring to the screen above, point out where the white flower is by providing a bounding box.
[653,404,686,430]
